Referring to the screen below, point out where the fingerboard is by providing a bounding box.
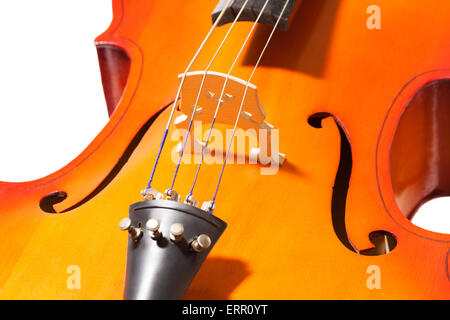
[212,0,298,31]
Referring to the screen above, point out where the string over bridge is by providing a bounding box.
[174,71,286,165]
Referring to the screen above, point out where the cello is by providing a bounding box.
[0,0,449,299]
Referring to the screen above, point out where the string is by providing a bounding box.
[187,0,272,200]
[144,0,234,190]
[211,0,291,208]
[168,0,252,193]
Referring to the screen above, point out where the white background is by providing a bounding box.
[0,1,111,181]
[0,1,447,234]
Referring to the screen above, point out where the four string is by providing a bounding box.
[187,0,273,202]
[145,0,234,190]
[168,0,252,194]
[145,0,290,212]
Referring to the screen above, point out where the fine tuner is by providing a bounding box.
[119,216,211,252]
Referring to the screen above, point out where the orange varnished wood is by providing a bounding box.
[0,0,449,299]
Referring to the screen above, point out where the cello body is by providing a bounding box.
[0,0,449,299]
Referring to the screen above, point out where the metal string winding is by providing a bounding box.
[187,0,273,200]
[145,0,234,190]
[168,0,252,193]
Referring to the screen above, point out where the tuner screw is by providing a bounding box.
[169,223,184,243]
[191,234,211,253]
[185,194,199,207]
[165,189,181,202]
[201,201,215,213]
[119,217,142,242]
[146,218,161,240]
[141,188,163,201]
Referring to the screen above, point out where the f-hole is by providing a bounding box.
[390,79,450,234]
[308,112,397,255]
